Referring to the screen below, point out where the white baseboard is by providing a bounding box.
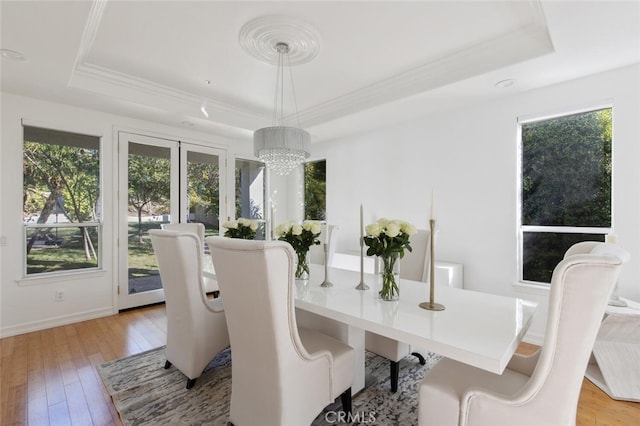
[0,307,115,338]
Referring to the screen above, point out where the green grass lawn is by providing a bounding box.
[26,222,219,277]
[26,227,99,274]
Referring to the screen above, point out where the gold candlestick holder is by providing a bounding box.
[355,236,369,290]
[320,242,333,287]
[419,219,445,311]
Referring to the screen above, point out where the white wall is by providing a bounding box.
[0,92,252,337]
[313,64,640,343]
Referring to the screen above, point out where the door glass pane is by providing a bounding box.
[186,151,221,242]
[127,142,171,294]
[235,159,265,238]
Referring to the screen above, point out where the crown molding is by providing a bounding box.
[68,0,265,131]
[67,0,553,133]
[294,19,553,128]
[70,62,265,124]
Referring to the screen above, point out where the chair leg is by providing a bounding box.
[186,378,197,389]
[340,387,352,416]
[390,360,400,393]
[164,360,172,369]
[411,351,426,365]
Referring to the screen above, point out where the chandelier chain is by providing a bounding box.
[286,49,302,129]
[254,41,310,175]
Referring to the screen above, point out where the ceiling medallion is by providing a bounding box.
[239,15,321,66]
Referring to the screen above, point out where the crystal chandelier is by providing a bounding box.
[254,42,310,175]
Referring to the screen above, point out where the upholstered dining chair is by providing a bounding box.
[207,236,354,426]
[365,228,431,392]
[161,222,206,244]
[161,222,219,295]
[418,242,627,426]
[564,241,631,306]
[149,229,230,389]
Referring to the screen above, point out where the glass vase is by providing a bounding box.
[295,248,310,281]
[377,253,400,301]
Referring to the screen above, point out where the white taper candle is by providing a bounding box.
[360,203,364,239]
[430,190,436,220]
[270,203,275,240]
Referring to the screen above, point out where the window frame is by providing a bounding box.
[516,103,613,286]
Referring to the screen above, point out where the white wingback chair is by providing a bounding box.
[207,236,355,426]
[418,242,626,425]
[365,228,431,392]
[161,222,205,243]
[161,222,219,294]
[564,241,631,306]
[149,230,230,389]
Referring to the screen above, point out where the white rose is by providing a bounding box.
[275,222,290,237]
[224,220,238,229]
[377,217,390,228]
[249,220,258,231]
[292,224,303,235]
[385,222,401,238]
[310,222,322,234]
[400,221,417,236]
[237,217,248,226]
[365,223,381,237]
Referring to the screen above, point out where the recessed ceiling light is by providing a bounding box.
[1,49,27,62]
[495,79,516,89]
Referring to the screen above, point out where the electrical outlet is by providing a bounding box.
[55,290,64,302]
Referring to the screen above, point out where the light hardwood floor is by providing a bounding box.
[1,304,638,425]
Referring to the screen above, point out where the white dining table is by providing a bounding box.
[204,258,537,394]
[295,265,537,393]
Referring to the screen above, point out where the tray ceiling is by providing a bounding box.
[1,1,639,142]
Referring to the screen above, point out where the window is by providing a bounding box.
[519,107,612,284]
[23,126,101,276]
[304,160,326,220]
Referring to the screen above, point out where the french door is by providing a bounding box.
[117,132,226,309]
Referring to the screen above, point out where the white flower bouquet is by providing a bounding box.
[222,218,259,239]
[276,220,322,279]
[364,218,417,300]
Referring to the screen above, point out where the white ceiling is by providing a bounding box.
[1,1,639,143]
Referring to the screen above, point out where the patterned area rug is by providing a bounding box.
[98,346,441,425]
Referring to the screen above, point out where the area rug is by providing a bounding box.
[98,346,440,425]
